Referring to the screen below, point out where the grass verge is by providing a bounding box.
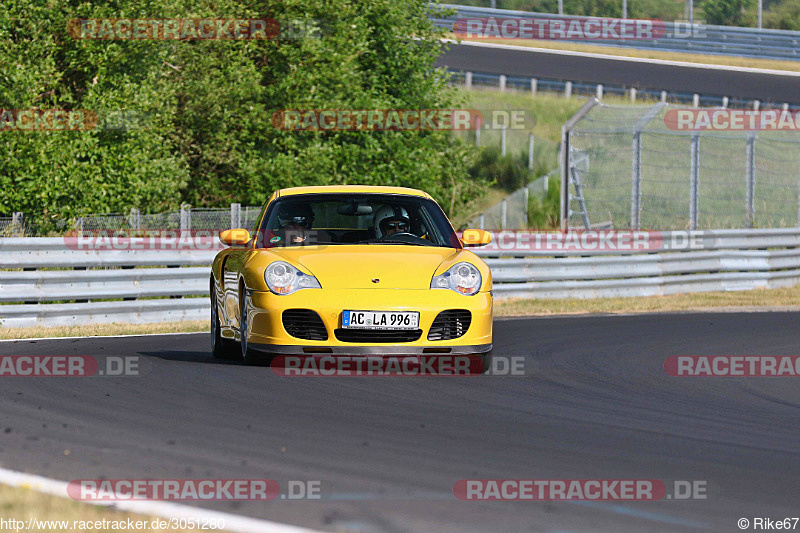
[0,484,228,532]
[496,286,800,316]
[0,321,207,340]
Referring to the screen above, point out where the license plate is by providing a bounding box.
[342,310,419,330]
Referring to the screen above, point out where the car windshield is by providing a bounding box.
[257,193,461,248]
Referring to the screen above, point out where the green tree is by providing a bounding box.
[0,0,488,229]
[701,0,755,25]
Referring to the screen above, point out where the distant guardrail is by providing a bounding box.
[431,4,800,61]
[3,229,800,327]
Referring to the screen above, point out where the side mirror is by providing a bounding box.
[219,228,251,246]
[461,229,493,247]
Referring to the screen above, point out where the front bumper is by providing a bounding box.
[245,288,492,355]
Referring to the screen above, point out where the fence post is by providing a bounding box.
[128,208,140,230]
[180,204,191,232]
[11,212,23,236]
[501,199,507,230]
[692,94,699,108]
[722,96,729,109]
[501,124,507,156]
[745,133,756,228]
[690,134,700,230]
[660,91,667,103]
[479,214,485,230]
[465,71,473,89]
[499,75,506,92]
[753,100,760,111]
[596,84,603,99]
[475,127,481,147]
[631,131,642,229]
[530,78,537,97]
[523,187,529,227]
[565,81,572,99]
[630,88,636,103]
[528,133,535,170]
[231,203,242,229]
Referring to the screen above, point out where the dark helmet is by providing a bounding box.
[278,203,314,229]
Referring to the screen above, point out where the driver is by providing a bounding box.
[277,203,315,244]
[373,205,412,238]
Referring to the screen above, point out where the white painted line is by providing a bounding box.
[0,467,324,533]
[445,39,800,77]
[0,331,206,343]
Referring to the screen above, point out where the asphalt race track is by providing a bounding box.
[1,312,798,532]
[437,42,800,103]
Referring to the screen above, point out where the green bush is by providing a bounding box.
[527,177,560,229]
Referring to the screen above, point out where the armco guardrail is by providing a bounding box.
[432,4,800,61]
[2,229,800,327]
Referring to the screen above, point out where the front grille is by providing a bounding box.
[334,328,422,343]
[427,310,471,341]
[282,309,328,340]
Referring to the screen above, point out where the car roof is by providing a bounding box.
[276,185,432,199]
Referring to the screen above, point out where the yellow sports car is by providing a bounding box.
[210,185,493,371]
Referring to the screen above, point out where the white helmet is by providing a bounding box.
[373,205,410,238]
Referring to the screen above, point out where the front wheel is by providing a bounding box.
[478,350,493,374]
[239,291,261,365]
[211,284,239,360]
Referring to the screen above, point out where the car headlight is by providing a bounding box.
[431,262,482,296]
[264,261,321,295]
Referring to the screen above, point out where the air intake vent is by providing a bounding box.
[282,309,328,341]
[427,310,471,341]
[334,329,422,343]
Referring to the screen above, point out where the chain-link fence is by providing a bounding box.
[7,205,262,236]
[563,100,800,230]
[468,174,552,229]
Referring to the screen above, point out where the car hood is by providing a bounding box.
[271,245,460,289]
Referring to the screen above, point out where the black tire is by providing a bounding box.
[479,350,493,375]
[239,291,261,365]
[211,284,239,360]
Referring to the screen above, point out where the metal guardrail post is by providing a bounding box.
[690,134,700,230]
[465,71,472,89]
[530,78,537,97]
[746,133,756,228]
[499,74,506,92]
[501,124,507,156]
[231,203,242,229]
[565,82,572,99]
[501,199,507,230]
